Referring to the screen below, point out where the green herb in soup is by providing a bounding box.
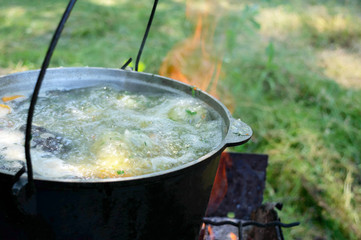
[0,86,225,179]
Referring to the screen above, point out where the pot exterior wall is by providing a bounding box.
[0,154,221,240]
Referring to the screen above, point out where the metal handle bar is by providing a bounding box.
[12,0,159,208]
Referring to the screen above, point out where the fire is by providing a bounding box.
[207,225,215,240]
[199,223,206,240]
[206,152,233,215]
[159,0,223,98]
[228,232,238,240]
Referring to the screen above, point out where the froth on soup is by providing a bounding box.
[0,86,225,179]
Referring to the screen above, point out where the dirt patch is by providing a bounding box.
[0,68,11,76]
[318,48,361,89]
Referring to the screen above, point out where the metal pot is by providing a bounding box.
[0,67,252,240]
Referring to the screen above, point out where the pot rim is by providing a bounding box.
[0,67,252,183]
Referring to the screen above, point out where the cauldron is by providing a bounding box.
[0,67,252,239]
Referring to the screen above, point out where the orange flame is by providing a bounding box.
[207,225,215,240]
[206,152,233,215]
[199,223,206,240]
[228,232,238,240]
[159,1,223,98]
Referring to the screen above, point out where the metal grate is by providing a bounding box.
[202,217,300,240]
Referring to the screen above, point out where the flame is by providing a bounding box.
[228,232,238,240]
[206,152,233,215]
[159,0,223,98]
[198,223,206,240]
[207,225,215,240]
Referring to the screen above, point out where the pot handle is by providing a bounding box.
[12,0,160,214]
[11,0,78,216]
[224,118,253,147]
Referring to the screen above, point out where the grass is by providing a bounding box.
[1,0,361,239]
[228,1,361,238]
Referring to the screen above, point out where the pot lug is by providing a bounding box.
[225,118,252,147]
[12,170,37,216]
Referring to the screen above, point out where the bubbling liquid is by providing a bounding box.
[0,86,225,179]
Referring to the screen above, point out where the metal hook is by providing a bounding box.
[121,57,133,70]
[12,0,78,210]
[135,0,159,71]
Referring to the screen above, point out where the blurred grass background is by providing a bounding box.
[1,0,361,239]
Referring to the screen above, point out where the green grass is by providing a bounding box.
[1,0,361,239]
[228,1,361,239]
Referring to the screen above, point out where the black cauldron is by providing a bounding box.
[0,68,252,240]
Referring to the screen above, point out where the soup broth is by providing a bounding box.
[0,86,225,179]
